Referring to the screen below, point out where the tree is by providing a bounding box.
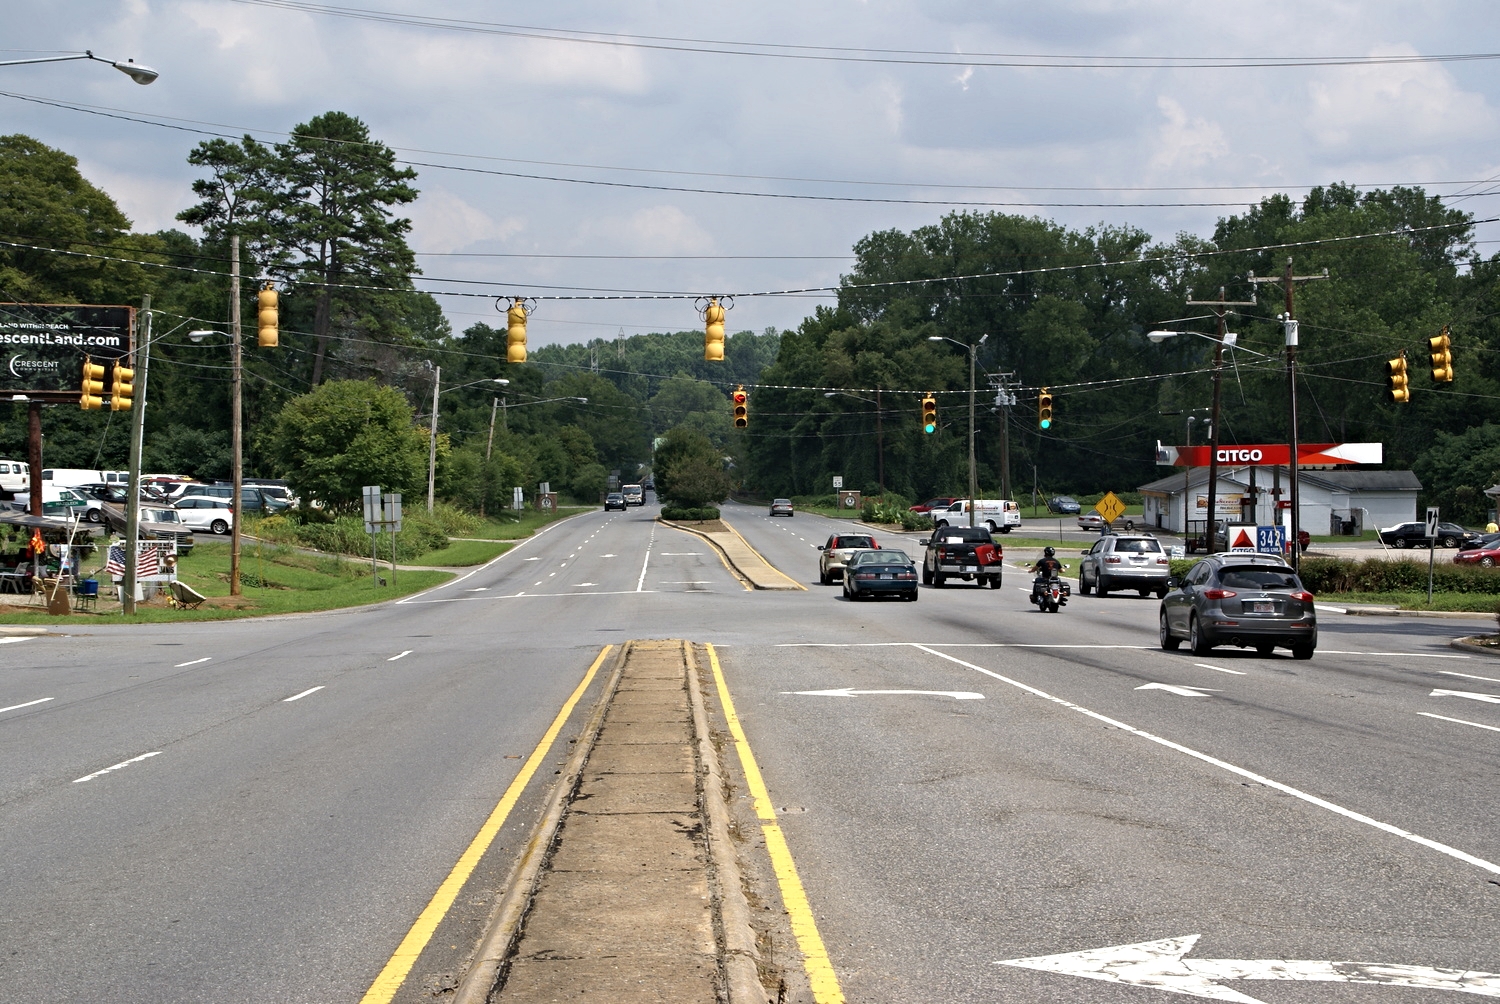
[653,427,731,508]
[263,379,427,512]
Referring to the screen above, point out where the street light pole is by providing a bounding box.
[229,234,243,596]
[1183,287,1256,553]
[1183,415,1195,534]
[0,50,159,84]
[929,334,987,527]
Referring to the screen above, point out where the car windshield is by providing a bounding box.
[1113,539,1162,553]
[854,550,910,565]
[1219,566,1301,590]
[836,536,874,549]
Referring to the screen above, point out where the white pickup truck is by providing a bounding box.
[932,499,1021,534]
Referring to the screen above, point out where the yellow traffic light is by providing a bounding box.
[1387,353,1411,403]
[1429,327,1453,383]
[109,360,134,412]
[732,385,748,428]
[506,297,528,364]
[1038,387,1054,429]
[921,394,938,434]
[704,298,726,361]
[80,357,105,410]
[257,282,278,348]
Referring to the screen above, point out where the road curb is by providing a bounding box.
[1451,636,1500,656]
[659,518,804,590]
[1339,605,1496,619]
[450,642,629,1004]
[0,626,49,635]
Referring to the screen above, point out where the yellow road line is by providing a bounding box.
[360,645,614,1004]
[707,643,844,1004]
[721,519,808,590]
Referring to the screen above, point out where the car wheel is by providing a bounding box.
[1189,615,1213,655]
[1159,611,1181,651]
[1255,643,1275,656]
[1078,573,1092,596]
[933,573,946,588]
[922,565,933,585]
[999,526,1011,534]
[1392,537,1407,549]
[1482,556,1496,568]
[989,575,1003,590]
[1442,535,1459,548]
[1097,577,1110,598]
[1137,588,1150,598]
[1292,643,1314,660]
[819,570,829,586]
[210,518,229,535]
[907,591,918,602]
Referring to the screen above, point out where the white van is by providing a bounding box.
[41,468,128,488]
[933,499,1022,534]
[0,459,29,492]
[10,484,90,518]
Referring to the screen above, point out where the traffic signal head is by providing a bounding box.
[80,357,105,410]
[1429,327,1453,383]
[1038,387,1054,429]
[732,385,748,428]
[109,360,134,412]
[257,282,279,348]
[704,298,726,362]
[506,298,528,364]
[921,394,938,434]
[1387,353,1410,403]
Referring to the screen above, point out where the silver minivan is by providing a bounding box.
[1078,534,1171,597]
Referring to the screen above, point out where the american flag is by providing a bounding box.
[105,545,161,578]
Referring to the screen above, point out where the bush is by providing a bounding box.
[253,507,453,561]
[661,506,720,521]
[1166,555,1500,596]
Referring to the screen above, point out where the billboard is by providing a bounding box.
[0,303,134,395]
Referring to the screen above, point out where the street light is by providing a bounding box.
[0,50,158,84]
[425,369,509,512]
[823,390,885,493]
[928,334,988,526]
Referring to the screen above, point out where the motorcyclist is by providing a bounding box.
[1030,546,1064,579]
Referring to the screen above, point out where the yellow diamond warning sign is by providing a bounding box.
[1094,491,1126,525]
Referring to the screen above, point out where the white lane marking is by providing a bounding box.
[548,572,556,577]
[1442,669,1500,684]
[175,657,211,667]
[1136,682,1219,697]
[600,553,617,558]
[524,557,540,561]
[573,582,597,587]
[778,642,1153,649]
[0,637,34,645]
[913,644,1500,876]
[0,697,53,715]
[466,587,489,592]
[662,580,713,584]
[559,563,567,567]
[403,589,656,603]
[283,686,325,702]
[997,933,1500,1001]
[788,688,984,700]
[534,581,543,585]
[1419,712,1500,734]
[1194,662,1246,676]
[1430,688,1500,704]
[74,750,162,783]
[637,522,655,592]
[1320,650,1469,659]
[388,650,412,661]
[660,552,701,556]
[569,553,576,558]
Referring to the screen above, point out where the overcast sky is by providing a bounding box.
[5,1,1500,347]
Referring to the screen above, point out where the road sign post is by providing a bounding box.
[1426,505,1439,603]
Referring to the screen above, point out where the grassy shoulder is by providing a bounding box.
[0,540,450,624]
[406,538,513,566]
[1324,591,1500,612]
[466,507,594,540]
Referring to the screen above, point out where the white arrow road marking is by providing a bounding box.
[1194,662,1246,676]
[997,934,1500,1001]
[1431,688,1500,704]
[388,650,412,662]
[785,688,984,700]
[0,697,52,715]
[1442,670,1500,685]
[1419,712,1500,734]
[74,751,161,783]
[1137,682,1220,697]
[283,686,324,702]
[175,657,211,667]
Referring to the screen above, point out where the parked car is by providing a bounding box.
[171,483,291,514]
[1047,495,1081,514]
[769,499,794,517]
[1079,511,1138,532]
[173,495,236,535]
[842,548,918,602]
[1078,534,1171,598]
[10,485,90,518]
[920,526,1003,588]
[817,533,878,585]
[1454,545,1500,568]
[1159,552,1316,659]
[908,497,958,514]
[604,492,627,511]
[1379,520,1477,549]
[1458,532,1500,552]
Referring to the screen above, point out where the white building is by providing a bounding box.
[1139,466,1421,535]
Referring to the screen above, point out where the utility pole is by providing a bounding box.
[123,295,151,614]
[993,373,1015,503]
[229,233,243,596]
[875,388,885,494]
[968,343,978,527]
[1185,287,1256,553]
[1250,259,1328,571]
[427,365,440,513]
[486,396,499,461]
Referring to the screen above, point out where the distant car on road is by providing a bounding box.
[769,499,794,517]
[842,548,918,602]
[1159,552,1315,659]
[604,492,627,511]
[817,533,877,585]
[622,484,644,506]
[1047,495,1081,514]
[1078,534,1170,598]
[908,497,957,514]
[1379,521,1477,549]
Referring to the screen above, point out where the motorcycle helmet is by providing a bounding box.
[1043,546,1056,558]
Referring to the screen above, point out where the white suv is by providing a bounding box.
[174,495,236,535]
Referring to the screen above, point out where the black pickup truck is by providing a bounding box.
[920,526,1003,589]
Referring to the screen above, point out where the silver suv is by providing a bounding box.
[1159,553,1315,659]
[1078,534,1170,598]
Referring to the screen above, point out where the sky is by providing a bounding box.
[4,1,1500,349]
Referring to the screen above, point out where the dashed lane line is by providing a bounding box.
[73,751,161,783]
[388,651,412,662]
[1419,712,1500,734]
[0,697,53,715]
[175,657,211,667]
[1442,670,1500,685]
[283,686,325,702]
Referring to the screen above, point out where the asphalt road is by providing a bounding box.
[2,498,1496,1002]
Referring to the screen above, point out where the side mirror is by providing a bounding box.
[1167,576,1181,588]
[1080,550,1090,556]
[816,545,825,551]
[918,538,930,546]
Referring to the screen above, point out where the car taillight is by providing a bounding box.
[1202,588,1237,600]
[855,571,878,580]
[896,571,916,580]
[1156,557,1168,564]
[1105,556,1121,563]
[1293,591,1314,602]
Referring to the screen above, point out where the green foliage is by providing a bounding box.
[653,427,732,508]
[1297,557,1500,595]
[1412,423,1500,525]
[263,379,428,512]
[661,506,721,521]
[142,425,232,481]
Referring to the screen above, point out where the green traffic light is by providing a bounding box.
[924,422,936,434]
[1039,418,1051,430]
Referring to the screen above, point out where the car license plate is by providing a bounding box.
[1249,601,1274,613]
[964,565,978,572]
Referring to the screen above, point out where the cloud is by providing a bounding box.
[409,189,522,254]
[1148,96,1228,172]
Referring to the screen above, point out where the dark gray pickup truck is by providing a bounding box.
[920,526,1003,589]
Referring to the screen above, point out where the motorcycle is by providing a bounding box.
[1029,572,1070,613]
